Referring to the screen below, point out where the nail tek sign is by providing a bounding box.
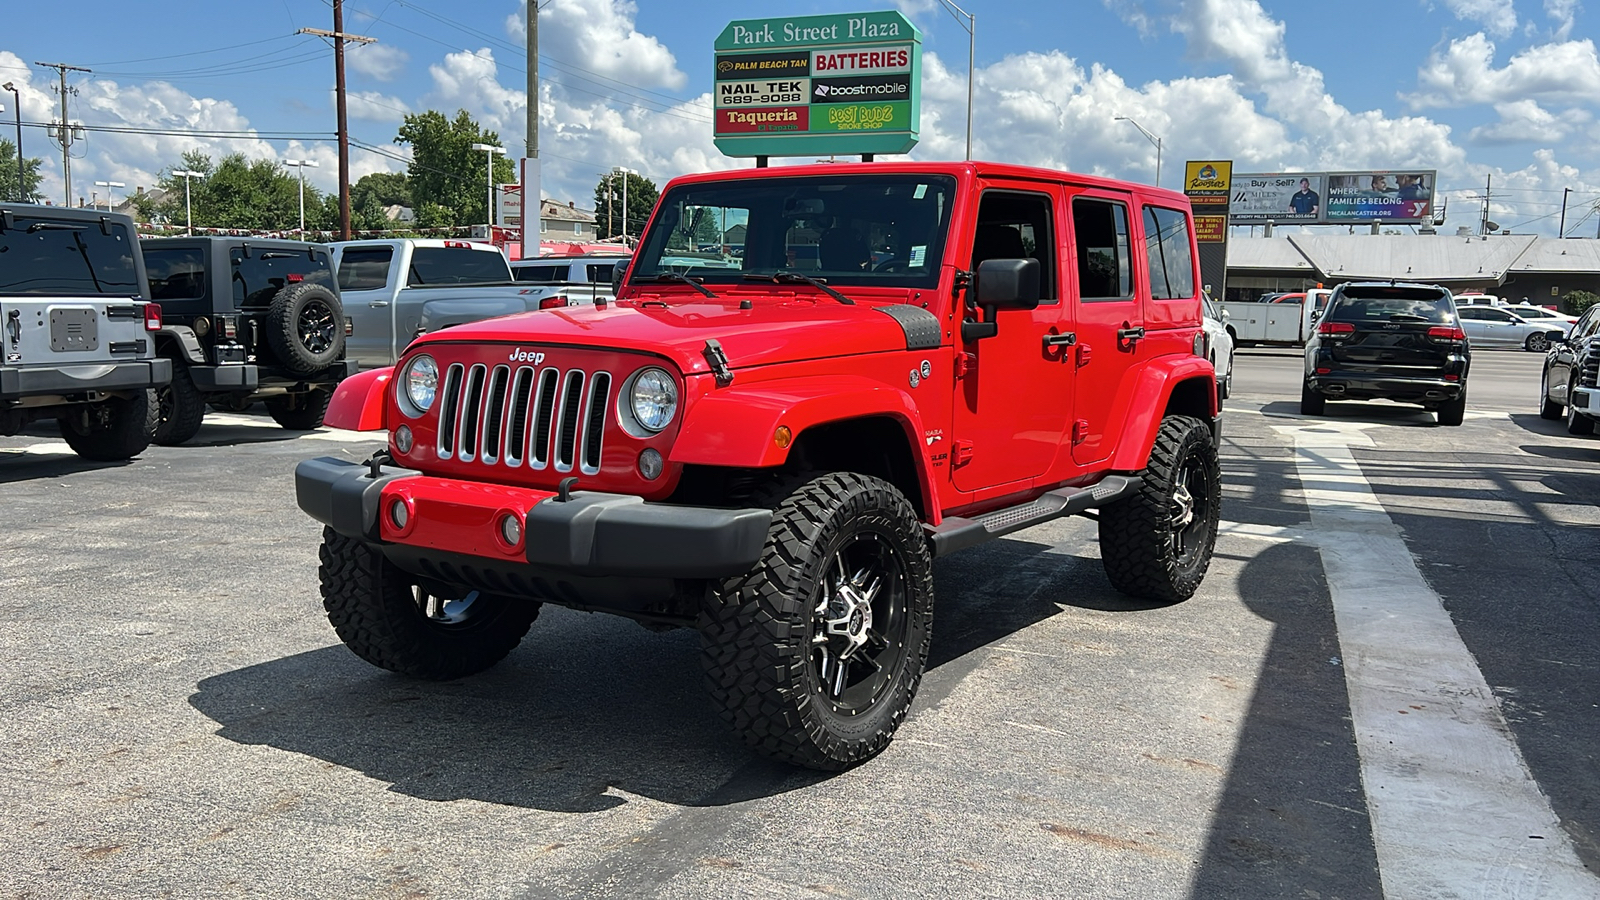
[714,11,922,158]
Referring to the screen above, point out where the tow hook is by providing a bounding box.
[365,449,395,478]
[5,309,18,348]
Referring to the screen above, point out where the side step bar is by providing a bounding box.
[924,475,1143,558]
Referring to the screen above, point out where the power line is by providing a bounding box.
[78,36,300,68]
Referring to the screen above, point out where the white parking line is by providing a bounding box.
[1279,422,1600,898]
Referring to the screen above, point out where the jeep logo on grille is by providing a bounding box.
[508,349,546,365]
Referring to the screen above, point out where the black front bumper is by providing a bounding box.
[1,358,172,402]
[294,456,772,581]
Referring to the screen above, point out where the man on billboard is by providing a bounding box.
[1289,178,1320,216]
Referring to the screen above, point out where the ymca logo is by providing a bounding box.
[508,349,546,365]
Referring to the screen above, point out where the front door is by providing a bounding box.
[950,185,1075,493]
[1068,191,1144,467]
[335,245,398,367]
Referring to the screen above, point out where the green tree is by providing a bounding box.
[592,171,658,242]
[1565,289,1600,315]
[395,110,514,226]
[141,151,328,233]
[351,171,411,212]
[0,138,43,203]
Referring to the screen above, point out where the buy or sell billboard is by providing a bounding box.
[713,11,921,158]
[1230,170,1436,224]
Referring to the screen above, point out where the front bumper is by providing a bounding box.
[1307,370,1464,403]
[1,358,171,401]
[1572,385,1600,420]
[295,456,772,580]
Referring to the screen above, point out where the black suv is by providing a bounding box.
[1539,303,1600,435]
[141,238,354,444]
[1301,281,1470,426]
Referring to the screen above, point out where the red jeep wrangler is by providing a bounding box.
[296,162,1220,770]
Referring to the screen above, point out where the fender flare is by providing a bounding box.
[672,375,938,519]
[1109,355,1219,471]
[325,366,391,431]
[153,326,205,365]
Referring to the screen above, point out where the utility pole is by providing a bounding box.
[299,5,374,241]
[523,0,541,258]
[34,62,90,206]
[2,82,20,202]
[1559,187,1571,238]
[1480,173,1491,236]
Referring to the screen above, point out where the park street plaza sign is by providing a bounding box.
[713,11,922,159]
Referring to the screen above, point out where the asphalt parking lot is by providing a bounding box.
[3,347,1598,899]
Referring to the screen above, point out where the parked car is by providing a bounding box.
[1456,305,1565,352]
[1538,304,1600,435]
[1202,292,1234,403]
[509,253,631,306]
[1455,292,1504,307]
[1504,304,1577,335]
[140,237,357,443]
[296,161,1223,771]
[1302,281,1469,425]
[0,204,171,460]
[332,239,568,368]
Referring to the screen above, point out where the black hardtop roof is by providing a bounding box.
[0,203,136,228]
[1335,280,1451,294]
[141,236,330,251]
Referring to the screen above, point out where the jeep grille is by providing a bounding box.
[435,362,612,475]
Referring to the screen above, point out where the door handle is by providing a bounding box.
[369,301,390,308]
[1117,325,1146,342]
[1043,332,1077,348]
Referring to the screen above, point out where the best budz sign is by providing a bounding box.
[713,11,921,158]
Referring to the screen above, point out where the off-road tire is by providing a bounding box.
[57,391,154,461]
[1567,378,1595,436]
[318,527,540,680]
[265,391,332,430]
[1540,371,1563,419]
[266,282,346,375]
[1437,392,1467,427]
[1098,415,1221,603]
[1300,381,1326,416]
[700,472,934,771]
[1525,333,1551,353]
[152,363,206,445]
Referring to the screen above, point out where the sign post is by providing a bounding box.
[713,11,921,159]
[1184,160,1233,301]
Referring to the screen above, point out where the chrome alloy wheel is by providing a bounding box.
[810,532,910,715]
[1170,452,1213,564]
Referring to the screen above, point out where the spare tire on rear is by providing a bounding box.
[266,282,346,375]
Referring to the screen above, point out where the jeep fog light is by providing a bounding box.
[394,424,414,454]
[390,498,409,529]
[500,514,522,546]
[629,368,678,432]
[638,447,664,480]
[402,355,439,415]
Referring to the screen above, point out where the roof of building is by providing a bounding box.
[1227,233,1595,284]
[540,199,597,224]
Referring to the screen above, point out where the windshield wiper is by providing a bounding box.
[743,270,855,306]
[638,272,718,298]
[1387,313,1430,321]
[26,222,86,233]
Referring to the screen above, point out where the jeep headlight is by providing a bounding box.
[629,367,678,432]
[401,354,439,416]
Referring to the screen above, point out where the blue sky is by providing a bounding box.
[3,0,1598,235]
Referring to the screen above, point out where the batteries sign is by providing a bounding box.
[714,11,921,158]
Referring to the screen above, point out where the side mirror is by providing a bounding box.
[974,258,1041,310]
[1309,309,1321,321]
[1221,307,1231,321]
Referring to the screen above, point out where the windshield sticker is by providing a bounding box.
[909,245,926,267]
[913,183,927,199]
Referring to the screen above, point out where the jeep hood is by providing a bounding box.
[412,293,938,376]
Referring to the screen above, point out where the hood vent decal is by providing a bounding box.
[876,304,942,350]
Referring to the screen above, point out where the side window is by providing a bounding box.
[1458,308,1482,320]
[1484,308,1514,323]
[971,190,1057,302]
[514,265,563,283]
[1141,206,1194,300]
[143,247,207,300]
[338,247,395,291]
[1576,309,1599,339]
[586,263,616,283]
[1072,198,1132,300]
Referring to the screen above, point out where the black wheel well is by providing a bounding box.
[786,417,926,518]
[1164,376,1214,422]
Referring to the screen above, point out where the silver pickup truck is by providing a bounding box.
[1,205,171,460]
[332,238,564,368]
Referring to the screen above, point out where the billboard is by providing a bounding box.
[1230,170,1436,224]
[1230,174,1324,222]
[1184,159,1234,300]
[713,12,921,159]
[1183,160,1232,200]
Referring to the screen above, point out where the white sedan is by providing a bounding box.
[1202,293,1234,403]
[1504,304,1577,336]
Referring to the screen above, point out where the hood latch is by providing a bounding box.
[702,339,734,387]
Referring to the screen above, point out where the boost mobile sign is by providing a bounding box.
[713,11,922,158]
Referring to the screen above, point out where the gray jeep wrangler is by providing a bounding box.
[0,205,171,460]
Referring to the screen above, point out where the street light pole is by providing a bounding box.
[936,0,975,161]
[0,83,20,201]
[173,170,203,235]
[93,180,125,212]
[471,142,506,233]
[612,166,635,245]
[1114,116,1163,187]
[285,159,319,236]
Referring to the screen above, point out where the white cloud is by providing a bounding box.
[346,90,411,123]
[506,0,685,91]
[1468,99,1571,143]
[348,43,410,82]
[1546,0,1580,39]
[1441,0,1518,37]
[1410,34,1600,107]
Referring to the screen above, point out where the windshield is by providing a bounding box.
[631,174,957,290]
[1327,286,1455,324]
[0,215,141,295]
[232,246,335,307]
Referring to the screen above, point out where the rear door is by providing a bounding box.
[336,245,398,366]
[1324,288,1457,371]
[1067,190,1142,467]
[1550,308,1599,402]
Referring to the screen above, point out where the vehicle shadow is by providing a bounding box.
[0,445,136,482]
[1188,539,1382,898]
[1259,399,1438,427]
[188,536,1068,813]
